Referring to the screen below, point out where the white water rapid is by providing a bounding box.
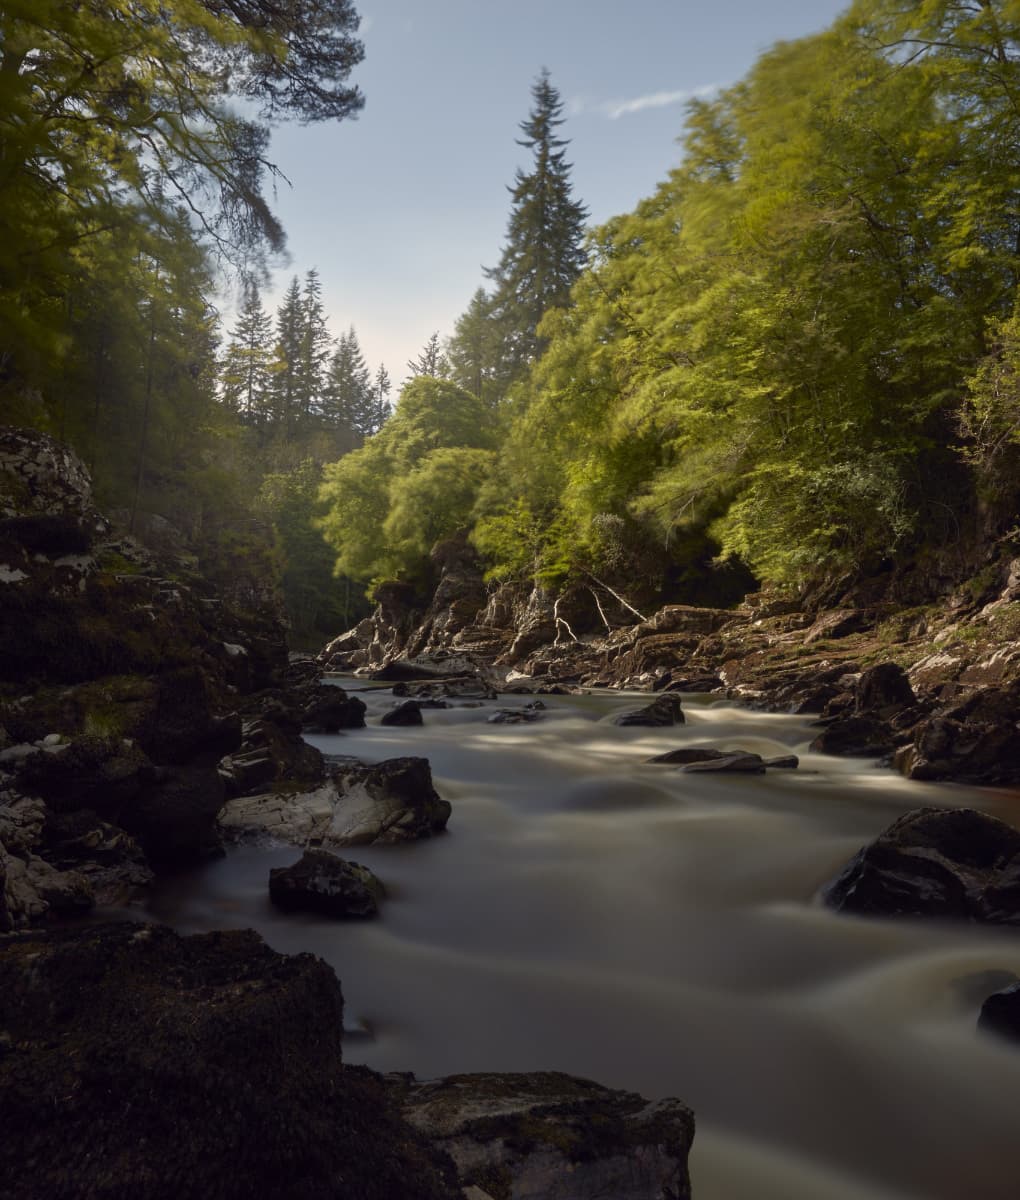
[148,685,1020,1199]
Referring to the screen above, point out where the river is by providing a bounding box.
[148,684,1020,1200]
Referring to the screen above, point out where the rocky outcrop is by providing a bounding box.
[390,1071,695,1200]
[612,694,685,727]
[0,922,461,1200]
[220,756,452,848]
[821,807,1020,923]
[269,849,384,917]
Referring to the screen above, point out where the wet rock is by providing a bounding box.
[221,756,452,848]
[660,674,724,693]
[822,807,1020,923]
[612,694,685,727]
[487,701,545,725]
[978,984,1020,1043]
[763,754,800,769]
[0,923,460,1200]
[393,676,497,700]
[269,850,384,918]
[382,700,425,727]
[896,684,1020,785]
[391,1070,694,1200]
[300,684,367,732]
[219,712,325,798]
[681,752,765,774]
[804,608,873,644]
[16,735,152,819]
[809,715,895,758]
[648,747,729,765]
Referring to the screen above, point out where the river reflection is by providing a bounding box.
[148,685,1020,1200]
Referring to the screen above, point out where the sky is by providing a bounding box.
[248,0,853,387]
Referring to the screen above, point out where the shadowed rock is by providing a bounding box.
[269,850,384,918]
[612,694,685,727]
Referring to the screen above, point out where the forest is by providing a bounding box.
[4,0,1020,640]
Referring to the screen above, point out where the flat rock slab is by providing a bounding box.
[269,849,383,918]
[681,753,765,774]
[390,1070,695,1200]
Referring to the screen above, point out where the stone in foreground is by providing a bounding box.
[821,807,1020,923]
[269,849,384,918]
[978,983,1020,1044]
[391,1070,694,1200]
[0,923,459,1200]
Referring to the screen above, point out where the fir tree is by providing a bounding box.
[325,326,373,437]
[370,364,392,434]
[446,287,500,404]
[220,283,274,426]
[298,268,332,422]
[406,331,448,379]
[271,276,304,434]
[486,70,588,377]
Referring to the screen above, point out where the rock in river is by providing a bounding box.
[821,806,1020,923]
[612,694,685,727]
[269,849,384,917]
[391,1070,695,1200]
[220,755,452,848]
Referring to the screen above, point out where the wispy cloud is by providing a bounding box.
[576,83,723,121]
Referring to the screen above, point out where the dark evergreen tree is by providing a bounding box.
[446,287,501,405]
[298,268,332,421]
[325,326,373,436]
[221,283,274,426]
[370,364,392,434]
[485,70,588,378]
[271,276,304,433]
[406,331,448,379]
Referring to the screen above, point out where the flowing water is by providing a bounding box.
[149,684,1020,1199]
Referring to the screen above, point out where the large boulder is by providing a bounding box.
[220,756,452,848]
[809,715,895,758]
[381,700,425,727]
[391,1071,695,1200]
[896,684,1020,785]
[822,807,1020,923]
[0,923,460,1200]
[269,850,384,918]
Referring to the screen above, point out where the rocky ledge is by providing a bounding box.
[0,922,694,1200]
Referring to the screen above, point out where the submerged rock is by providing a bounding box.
[269,849,384,918]
[681,752,765,774]
[978,983,1020,1043]
[612,694,685,727]
[809,715,895,758]
[487,701,545,725]
[821,806,1020,923]
[391,1070,695,1200]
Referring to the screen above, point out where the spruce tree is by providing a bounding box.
[325,326,373,437]
[406,331,448,379]
[220,283,274,426]
[486,70,588,377]
[370,364,392,434]
[447,287,500,404]
[298,268,332,422]
[271,276,304,434]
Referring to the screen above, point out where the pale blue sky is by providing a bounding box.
[253,0,851,385]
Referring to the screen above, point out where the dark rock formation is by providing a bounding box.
[269,849,384,918]
[855,662,916,714]
[978,983,1020,1043]
[487,701,545,725]
[809,715,896,758]
[0,923,460,1200]
[381,700,425,727]
[612,694,685,727]
[121,765,227,865]
[391,1071,695,1200]
[681,753,765,774]
[822,807,1020,923]
[896,684,1020,785]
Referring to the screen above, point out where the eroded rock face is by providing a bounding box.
[391,1071,695,1200]
[896,684,1020,785]
[220,756,452,848]
[269,849,384,918]
[821,807,1020,923]
[0,923,461,1200]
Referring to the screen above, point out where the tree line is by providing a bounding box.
[320,2,1020,616]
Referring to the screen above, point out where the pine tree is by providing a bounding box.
[325,326,373,437]
[370,364,392,434]
[447,287,500,404]
[406,331,449,379]
[486,70,589,377]
[220,283,274,426]
[298,268,332,422]
[270,276,304,434]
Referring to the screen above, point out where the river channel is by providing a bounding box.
[148,684,1020,1200]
